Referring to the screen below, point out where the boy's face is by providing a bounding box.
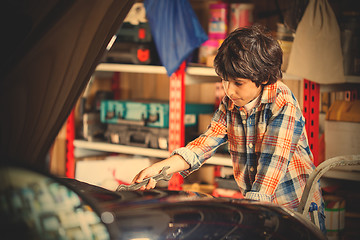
[222,78,262,107]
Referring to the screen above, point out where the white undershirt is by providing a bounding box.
[244,93,261,113]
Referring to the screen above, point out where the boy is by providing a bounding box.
[132,24,325,232]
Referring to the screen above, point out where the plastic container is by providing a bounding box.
[277,23,294,71]
[198,39,220,64]
[208,3,228,40]
[100,100,215,128]
[229,3,254,33]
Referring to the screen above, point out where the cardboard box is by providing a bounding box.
[75,156,154,190]
[325,120,360,159]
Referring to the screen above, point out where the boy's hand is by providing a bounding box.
[131,155,190,190]
[131,164,163,190]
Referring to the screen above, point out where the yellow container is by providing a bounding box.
[326,100,360,122]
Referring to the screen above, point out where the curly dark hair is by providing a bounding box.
[214,24,283,87]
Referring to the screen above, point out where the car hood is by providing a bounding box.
[0,0,133,168]
[62,178,326,240]
[0,160,326,240]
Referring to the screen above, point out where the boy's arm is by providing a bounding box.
[246,102,306,202]
[172,101,228,177]
[131,100,229,190]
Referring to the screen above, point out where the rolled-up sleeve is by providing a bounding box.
[245,192,272,202]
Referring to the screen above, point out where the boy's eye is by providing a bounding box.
[234,82,243,86]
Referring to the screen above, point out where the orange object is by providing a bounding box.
[326,100,360,122]
[137,48,150,63]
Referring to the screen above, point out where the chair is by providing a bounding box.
[297,154,360,228]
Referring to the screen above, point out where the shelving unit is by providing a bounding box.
[73,63,234,171]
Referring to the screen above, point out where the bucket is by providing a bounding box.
[324,195,346,240]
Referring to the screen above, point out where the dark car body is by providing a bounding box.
[0,164,325,240]
[62,178,325,240]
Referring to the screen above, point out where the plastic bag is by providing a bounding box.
[286,0,345,84]
[144,0,208,76]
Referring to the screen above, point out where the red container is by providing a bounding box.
[208,3,228,40]
[229,3,254,33]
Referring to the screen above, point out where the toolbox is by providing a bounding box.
[105,124,169,149]
[106,20,159,65]
[116,22,152,43]
[106,42,158,65]
[105,124,198,150]
[100,100,215,128]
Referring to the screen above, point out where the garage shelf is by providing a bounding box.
[73,139,232,166]
[322,167,360,182]
[95,63,304,80]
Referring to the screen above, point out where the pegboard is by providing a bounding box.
[65,109,75,178]
[303,79,320,166]
[168,61,186,190]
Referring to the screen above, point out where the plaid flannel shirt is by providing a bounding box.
[172,81,322,211]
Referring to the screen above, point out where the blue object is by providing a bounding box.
[309,202,318,212]
[144,0,208,76]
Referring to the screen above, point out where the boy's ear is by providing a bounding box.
[261,80,269,86]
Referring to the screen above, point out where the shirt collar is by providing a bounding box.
[260,80,278,104]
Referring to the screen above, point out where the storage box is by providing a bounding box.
[105,124,169,149]
[325,120,360,159]
[116,22,152,43]
[75,156,153,190]
[325,99,360,160]
[106,42,158,65]
[100,100,215,128]
[105,123,198,150]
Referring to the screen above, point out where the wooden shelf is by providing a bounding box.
[73,140,232,167]
[95,63,219,76]
[345,75,360,84]
[96,63,167,74]
[74,140,169,158]
[323,168,360,182]
[96,63,360,85]
[95,63,309,80]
